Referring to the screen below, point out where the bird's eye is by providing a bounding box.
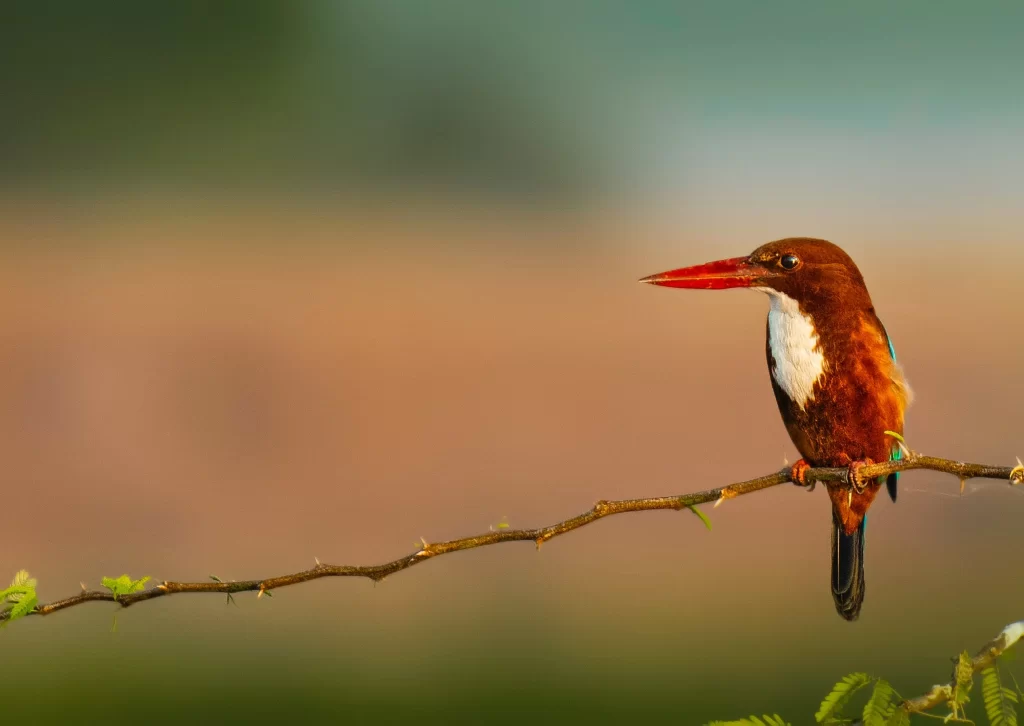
[779,254,800,271]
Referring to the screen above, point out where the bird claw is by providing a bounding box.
[790,459,814,492]
[846,459,875,494]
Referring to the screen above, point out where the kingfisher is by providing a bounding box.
[641,238,911,621]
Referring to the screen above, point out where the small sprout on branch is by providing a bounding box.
[883,430,913,459]
[1010,457,1024,485]
[0,570,39,628]
[210,575,236,605]
[686,504,713,531]
[947,650,974,720]
[883,430,905,443]
[101,575,151,600]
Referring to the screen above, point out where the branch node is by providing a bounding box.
[1010,457,1024,485]
[714,487,738,508]
[593,500,610,515]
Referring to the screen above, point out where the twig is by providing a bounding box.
[3,453,1021,623]
[901,620,1024,714]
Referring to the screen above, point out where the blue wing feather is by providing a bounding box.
[885,334,900,502]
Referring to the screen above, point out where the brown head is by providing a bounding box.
[640,238,874,315]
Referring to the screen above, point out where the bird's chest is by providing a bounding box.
[764,297,905,465]
[765,295,826,412]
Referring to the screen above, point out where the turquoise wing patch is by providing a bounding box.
[885,334,901,501]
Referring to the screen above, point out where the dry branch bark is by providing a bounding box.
[6,452,1019,624]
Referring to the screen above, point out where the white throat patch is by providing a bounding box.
[757,288,826,411]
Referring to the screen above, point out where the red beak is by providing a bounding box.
[639,256,764,290]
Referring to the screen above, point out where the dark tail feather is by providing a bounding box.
[886,471,899,503]
[831,512,866,621]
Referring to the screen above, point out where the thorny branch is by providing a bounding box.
[4,452,1020,626]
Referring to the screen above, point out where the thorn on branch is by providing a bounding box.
[415,537,436,557]
[714,487,738,508]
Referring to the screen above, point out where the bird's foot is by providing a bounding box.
[790,459,814,492]
[846,458,876,494]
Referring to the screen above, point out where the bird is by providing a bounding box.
[640,238,911,621]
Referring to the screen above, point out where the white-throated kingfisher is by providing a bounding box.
[641,238,911,621]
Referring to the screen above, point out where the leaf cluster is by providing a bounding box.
[101,574,151,600]
[0,570,38,627]
[707,715,789,726]
[709,652,1023,725]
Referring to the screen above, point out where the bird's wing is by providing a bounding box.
[885,333,901,502]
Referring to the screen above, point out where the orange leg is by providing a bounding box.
[790,458,814,492]
[846,458,876,494]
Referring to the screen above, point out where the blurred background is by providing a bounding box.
[2,1,1023,723]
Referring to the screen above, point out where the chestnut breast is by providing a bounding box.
[764,293,910,467]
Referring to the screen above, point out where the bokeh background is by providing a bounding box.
[2,2,1023,723]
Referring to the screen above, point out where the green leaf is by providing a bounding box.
[687,504,713,531]
[8,593,37,621]
[101,574,151,600]
[885,708,910,726]
[981,665,1018,726]
[0,569,38,628]
[705,718,790,726]
[953,650,974,706]
[816,672,871,723]
[10,569,37,592]
[862,679,897,726]
[882,431,905,444]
